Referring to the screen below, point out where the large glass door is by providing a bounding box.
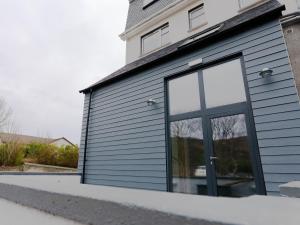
[210,114,257,197]
[170,118,208,195]
[167,57,265,197]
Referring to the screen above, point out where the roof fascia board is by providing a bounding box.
[120,0,199,41]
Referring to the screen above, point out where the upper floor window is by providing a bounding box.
[142,24,169,55]
[238,0,257,9]
[189,5,206,30]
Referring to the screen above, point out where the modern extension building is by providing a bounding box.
[79,0,300,197]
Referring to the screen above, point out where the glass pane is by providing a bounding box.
[168,73,201,115]
[161,30,169,46]
[171,118,208,195]
[211,114,256,197]
[203,59,246,108]
[190,6,205,29]
[142,30,161,54]
[190,6,204,19]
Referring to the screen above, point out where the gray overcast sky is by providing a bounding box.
[0,1,129,144]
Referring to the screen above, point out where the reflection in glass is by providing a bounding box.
[168,73,201,115]
[171,118,207,195]
[211,114,256,197]
[203,59,246,108]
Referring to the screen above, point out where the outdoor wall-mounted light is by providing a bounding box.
[146,98,157,106]
[259,68,273,78]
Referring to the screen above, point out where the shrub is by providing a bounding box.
[0,142,24,166]
[56,145,79,168]
[23,143,79,168]
[23,143,44,158]
[35,144,58,166]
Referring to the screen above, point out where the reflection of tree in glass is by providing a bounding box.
[212,115,253,177]
[212,115,246,140]
[171,119,205,178]
[171,119,203,139]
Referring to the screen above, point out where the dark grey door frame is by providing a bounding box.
[165,54,266,196]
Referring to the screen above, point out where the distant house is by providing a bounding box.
[0,133,75,147]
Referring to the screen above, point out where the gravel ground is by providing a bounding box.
[0,198,82,225]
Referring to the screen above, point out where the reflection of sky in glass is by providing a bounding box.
[212,114,247,140]
[168,73,201,115]
[203,59,246,108]
[171,118,203,139]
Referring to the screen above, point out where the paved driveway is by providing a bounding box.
[0,198,81,225]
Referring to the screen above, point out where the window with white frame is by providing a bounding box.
[238,0,257,9]
[189,5,206,30]
[142,24,169,54]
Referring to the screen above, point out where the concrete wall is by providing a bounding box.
[283,21,300,96]
[123,0,300,64]
[79,19,300,195]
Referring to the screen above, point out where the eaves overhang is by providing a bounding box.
[80,0,285,94]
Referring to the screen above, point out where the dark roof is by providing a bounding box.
[126,0,177,30]
[80,0,285,94]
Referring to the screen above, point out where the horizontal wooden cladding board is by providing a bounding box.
[86,152,166,161]
[86,148,165,156]
[260,146,300,156]
[254,110,300,123]
[253,103,300,117]
[81,142,165,152]
[261,155,300,164]
[84,118,165,135]
[84,174,166,184]
[85,158,166,166]
[82,164,166,171]
[258,137,300,147]
[249,78,296,94]
[265,182,281,192]
[85,179,167,191]
[263,173,300,183]
[262,164,300,173]
[250,86,297,101]
[257,127,300,139]
[84,123,164,139]
[85,169,166,178]
[86,135,165,148]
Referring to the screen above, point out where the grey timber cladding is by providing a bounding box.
[126,0,178,30]
[79,19,300,195]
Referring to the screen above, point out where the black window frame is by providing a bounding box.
[164,53,266,196]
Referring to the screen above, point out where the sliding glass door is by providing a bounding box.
[167,57,265,197]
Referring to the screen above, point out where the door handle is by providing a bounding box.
[210,156,218,161]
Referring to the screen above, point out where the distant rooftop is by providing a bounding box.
[0,132,74,146]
